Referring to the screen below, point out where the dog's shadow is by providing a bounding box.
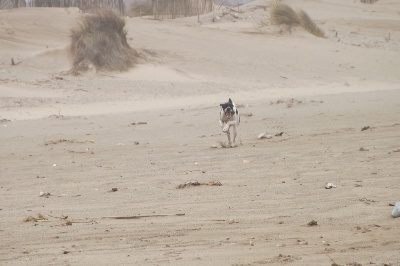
[218,141,240,148]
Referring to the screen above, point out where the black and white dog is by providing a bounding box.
[219,98,240,147]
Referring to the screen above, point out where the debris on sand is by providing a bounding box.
[359,147,369,151]
[258,132,273,139]
[39,191,51,197]
[176,180,222,189]
[391,202,400,218]
[45,139,75,145]
[275,132,284,136]
[103,213,185,219]
[307,220,318,226]
[48,114,65,119]
[23,213,47,222]
[44,139,94,145]
[358,198,378,205]
[361,126,371,131]
[131,122,147,125]
[325,183,337,189]
[0,119,11,123]
[256,253,301,264]
[270,98,303,108]
[111,188,118,192]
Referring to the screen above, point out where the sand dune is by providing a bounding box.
[1,0,400,265]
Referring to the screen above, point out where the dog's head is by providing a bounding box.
[220,98,236,119]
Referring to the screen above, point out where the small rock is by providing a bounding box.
[111,188,118,192]
[391,202,400,218]
[39,192,51,197]
[297,240,308,245]
[325,183,336,189]
[258,132,272,139]
[212,16,221,22]
[361,126,370,131]
[275,132,284,136]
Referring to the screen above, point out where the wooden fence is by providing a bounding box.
[152,0,213,19]
[0,0,125,14]
[0,0,213,18]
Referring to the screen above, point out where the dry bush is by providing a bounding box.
[69,9,139,75]
[360,0,378,3]
[297,10,325,37]
[270,3,324,38]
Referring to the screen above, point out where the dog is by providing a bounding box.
[219,98,240,147]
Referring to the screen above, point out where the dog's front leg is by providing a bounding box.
[232,125,237,146]
[226,127,232,146]
[223,123,230,133]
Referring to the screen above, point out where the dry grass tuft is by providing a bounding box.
[270,3,324,38]
[176,181,222,189]
[270,3,299,27]
[297,10,325,38]
[23,213,47,222]
[69,9,140,75]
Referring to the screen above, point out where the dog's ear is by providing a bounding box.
[229,98,232,104]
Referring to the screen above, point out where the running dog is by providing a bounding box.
[219,98,240,147]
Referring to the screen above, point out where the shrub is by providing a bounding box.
[69,9,139,74]
[270,3,324,38]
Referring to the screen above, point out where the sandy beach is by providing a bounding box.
[1,1,400,265]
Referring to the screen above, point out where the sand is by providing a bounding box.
[1,1,400,265]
